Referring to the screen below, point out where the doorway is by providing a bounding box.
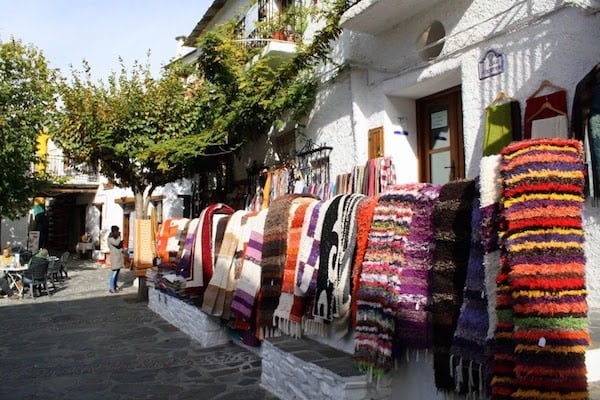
[416,86,464,184]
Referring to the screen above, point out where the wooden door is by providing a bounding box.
[416,86,464,184]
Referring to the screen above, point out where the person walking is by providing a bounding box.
[107,225,124,293]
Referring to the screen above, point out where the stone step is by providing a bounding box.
[261,336,378,400]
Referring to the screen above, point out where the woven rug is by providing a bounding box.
[395,183,440,351]
[313,193,365,339]
[257,194,311,338]
[294,199,332,336]
[449,182,489,396]
[230,209,268,322]
[185,203,234,297]
[431,179,476,391]
[354,184,424,376]
[273,197,317,337]
[202,210,247,318]
[494,138,589,399]
[350,196,379,329]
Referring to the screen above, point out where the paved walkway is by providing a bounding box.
[0,256,278,400]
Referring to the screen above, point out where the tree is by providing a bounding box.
[52,58,204,219]
[0,38,57,221]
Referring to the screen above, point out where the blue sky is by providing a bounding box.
[0,0,213,81]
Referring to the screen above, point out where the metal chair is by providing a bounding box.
[47,256,62,284]
[58,251,70,280]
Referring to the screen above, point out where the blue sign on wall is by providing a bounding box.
[478,49,504,80]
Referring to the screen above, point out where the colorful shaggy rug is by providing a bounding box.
[354,183,434,376]
[492,138,589,399]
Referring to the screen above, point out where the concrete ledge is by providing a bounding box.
[261,336,382,400]
[148,287,230,347]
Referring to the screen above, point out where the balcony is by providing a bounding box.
[237,32,297,70]
[341,0,445,35]
[44,155,100,184]
[233,2,308,70]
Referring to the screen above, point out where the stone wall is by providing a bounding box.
[147,287,230,347]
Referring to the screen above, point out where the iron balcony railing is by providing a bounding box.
[43,154,100,183]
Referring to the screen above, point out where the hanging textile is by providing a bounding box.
[431,179,476,392]
[156,218,182,264]
[333,157,397,197]
[350,196,379,329]
[176,218,200,278]
[524,89,568,139]
[295,199,333,336]
[257,194,313,338]
[395,183,440,350]
[201,210,248,318]
[230,209,268,321]
[185,203,234,297]
[273,197,318,337]
[354,184,426,376]
[493,138,589,399]
[483,100,522,156]
[479,155,503,342]
[313,193,365,339]
[289,201,329,331]
[449,182,489,396]
[571,63,600,203]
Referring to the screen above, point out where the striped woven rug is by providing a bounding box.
[493,138,589,399]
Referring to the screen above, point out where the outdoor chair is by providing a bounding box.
[47,257,62,284]
[23,262,51,299]
[58,251,70,279]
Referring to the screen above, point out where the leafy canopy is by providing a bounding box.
[0,38,57,219]
[52,57,205,200]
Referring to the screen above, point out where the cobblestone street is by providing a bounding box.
[0,257,277,400]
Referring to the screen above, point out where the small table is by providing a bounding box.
[1,265,28,296]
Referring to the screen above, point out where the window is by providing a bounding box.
[368,127,384,159]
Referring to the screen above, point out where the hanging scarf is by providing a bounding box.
[313,194,365,339]
[230,209,268,321]
[273,197,317,337]
[431,179,476,392]
[202,210,247,318]
[257,194,311,338]
[395,183,440,350]
[494,138,589,399]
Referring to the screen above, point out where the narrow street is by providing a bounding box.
[0,256,278,400]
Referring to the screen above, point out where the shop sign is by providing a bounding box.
[479,49,504,80]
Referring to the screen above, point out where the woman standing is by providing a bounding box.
[107,225,124,293]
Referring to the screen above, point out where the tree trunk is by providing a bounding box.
[133,190,149,301]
